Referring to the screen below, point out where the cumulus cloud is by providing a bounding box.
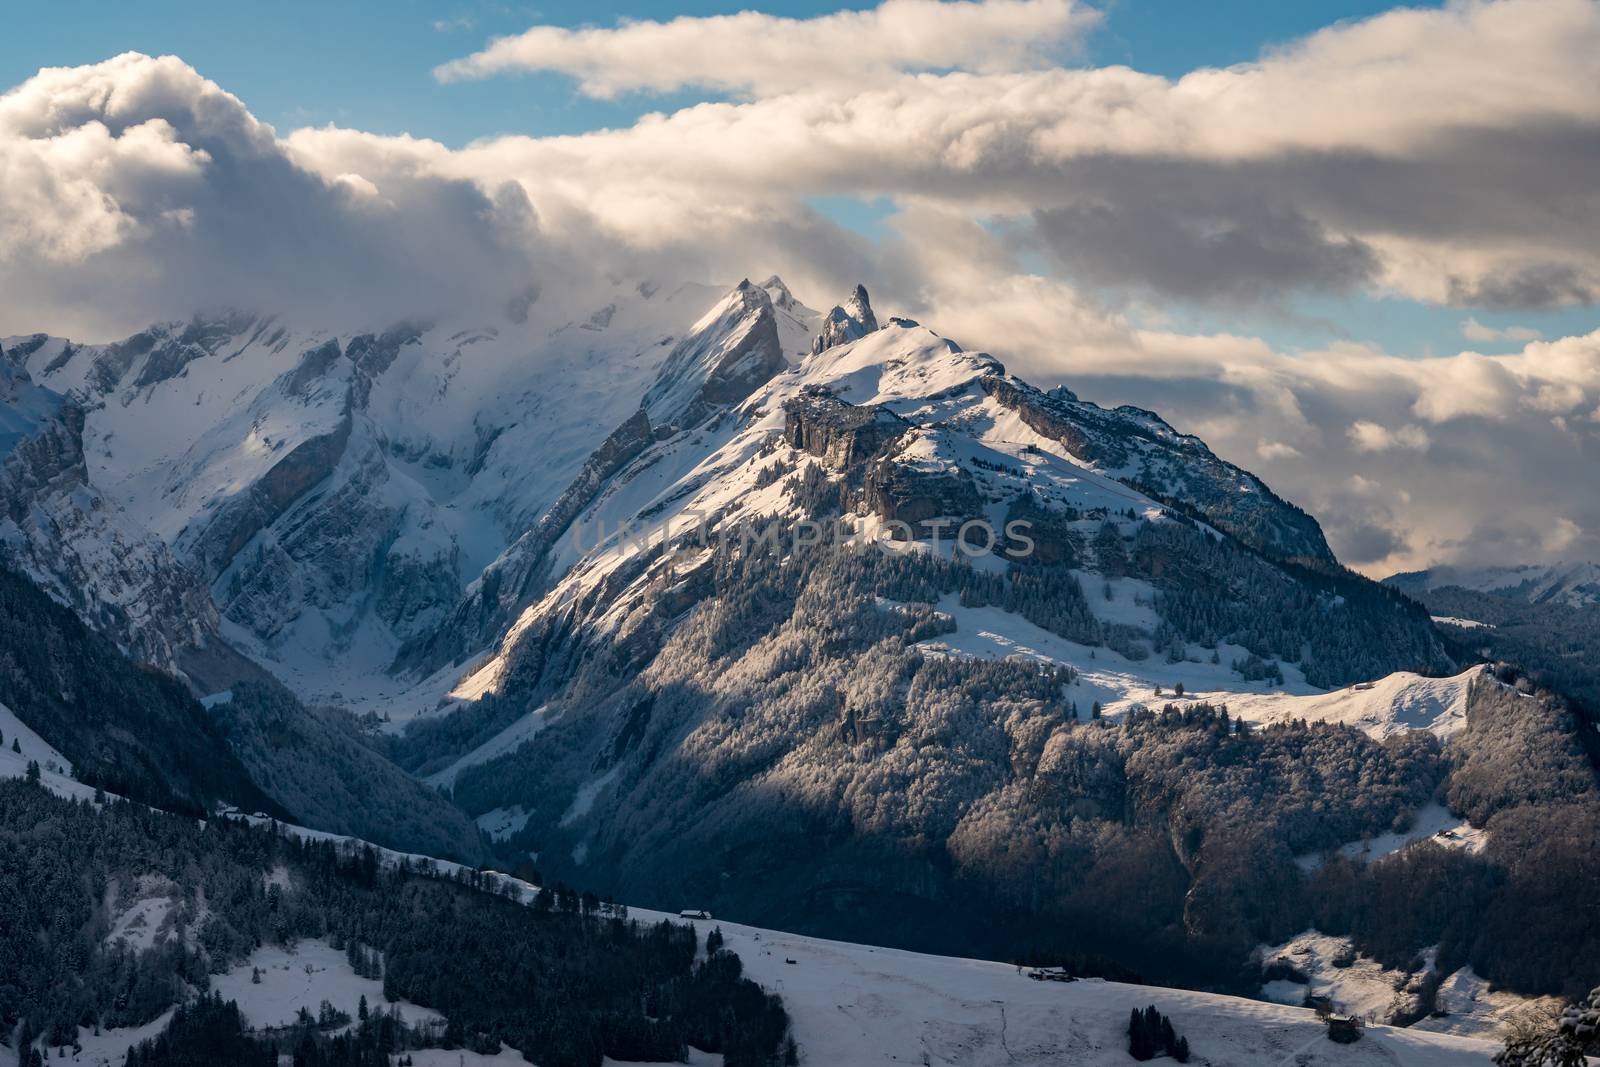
[1348,421,1430,452]
[434,0,1096,97]
[419,0,1600,309]
[0,54,544,338]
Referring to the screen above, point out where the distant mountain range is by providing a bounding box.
[1388,561,1600,610]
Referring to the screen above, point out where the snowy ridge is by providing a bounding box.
[1389,560,1600,609]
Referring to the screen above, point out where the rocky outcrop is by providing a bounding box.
[132,312,263,389]
[190,409,354,581]
[811,284,879,354]
[861,451,985,536]
[782,388,908,471]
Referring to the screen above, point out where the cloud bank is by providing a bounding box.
[0,53,542,335]
[433,0,1097,97]
[2,0,1599,575]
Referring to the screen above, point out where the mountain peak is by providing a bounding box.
[757,275,796,304]
[811,282,880,355]
[641,279,785,429]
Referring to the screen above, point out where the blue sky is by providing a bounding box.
[3,0,1593,356]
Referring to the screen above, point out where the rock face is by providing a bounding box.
[782,388,908,471]
[861,449,985,535]
[0,393,223,677]
[811,284,879,354]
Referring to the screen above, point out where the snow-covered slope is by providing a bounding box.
[31,795,1502,1067]
[396,276,818,679]
[214,801,1520,1067]
[681,912,1500,1066]
[0,340,226,677]
[1259,931,1555,1041]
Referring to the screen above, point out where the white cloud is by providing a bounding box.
[0,54,545,338]
[1348,421,1430,452]
[1256,440,1301,460]
[416,0,1600,309]
[1462,317,1544,343]
[434,0,1096,97]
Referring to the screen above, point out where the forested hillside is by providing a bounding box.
[213,680,488,864]
[0,779,792,1067]
[1407,583,1600,712]
[0,564,275,816]
[1305,667,1600,999]
[0,562,491,860]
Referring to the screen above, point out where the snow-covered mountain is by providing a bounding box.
[1388,560,1600,609]
[384,283,1462,979]
[3,275,817,699]
[0,342,230,680]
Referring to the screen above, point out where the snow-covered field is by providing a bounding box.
[0,699,100,803]
[1294,801,1487,872]
[652,911,1501,1066]
[211,938,444,1031]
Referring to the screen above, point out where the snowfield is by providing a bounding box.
[211,938,444,1031]
[653,912,1500,1066]
[1293,801,1487,872]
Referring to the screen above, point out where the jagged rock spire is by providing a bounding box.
[811,283,879,354]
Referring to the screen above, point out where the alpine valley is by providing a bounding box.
[3,276,1598,1066]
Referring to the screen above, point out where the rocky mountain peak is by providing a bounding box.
[758,275,800,311]
[641,279,785,429]
[811,283,880,354]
